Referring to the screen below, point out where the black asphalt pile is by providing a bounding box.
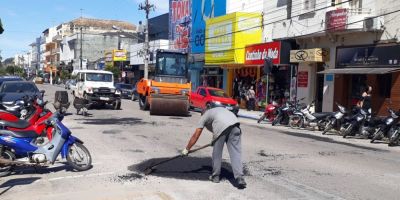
[129,157,250,181]
[76,117,148,126]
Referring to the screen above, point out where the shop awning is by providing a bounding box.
[317,68,400,74]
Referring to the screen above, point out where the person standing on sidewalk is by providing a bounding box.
[246,86,256,111]
[181,107,247,189]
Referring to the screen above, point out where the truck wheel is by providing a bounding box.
[139,96,149,111]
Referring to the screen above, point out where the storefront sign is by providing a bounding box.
[326,8,347,31]
[205,12,262,65]
[290,48,329,63]
[244,41,291,65]
[337,45,400,68]
[191,0,226,54]
[113,49,127,61]
[169,0,191,51]
[297,71,308,87]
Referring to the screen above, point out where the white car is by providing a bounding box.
[73,70,121,109]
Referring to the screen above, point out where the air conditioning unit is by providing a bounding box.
[364,16,384,31]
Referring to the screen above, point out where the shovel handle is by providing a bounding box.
[146,143,212,170]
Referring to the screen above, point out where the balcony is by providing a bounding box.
[51,48,60,55]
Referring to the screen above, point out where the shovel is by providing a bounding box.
[143,143,212,175]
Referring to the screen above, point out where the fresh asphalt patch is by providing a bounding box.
[102,129,122,134]
[257,150,307,161]
[76,117,148,126]
[128,157,251,182]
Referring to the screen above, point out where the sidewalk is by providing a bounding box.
[237,109,263,120]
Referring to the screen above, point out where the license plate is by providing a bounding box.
[100,97,109,101]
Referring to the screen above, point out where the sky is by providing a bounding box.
[0,0,169,59]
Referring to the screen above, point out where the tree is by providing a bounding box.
[105,65,120,80]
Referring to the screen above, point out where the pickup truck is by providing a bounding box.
[190,86,239,115]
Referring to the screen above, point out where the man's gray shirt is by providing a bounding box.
[197,107,239,140]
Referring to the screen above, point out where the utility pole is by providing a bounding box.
[80,9,83,70]
[139,0,154,80]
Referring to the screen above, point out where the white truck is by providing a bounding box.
[73,70,121,109]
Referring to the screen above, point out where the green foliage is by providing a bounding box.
[59,69,71,80]
[5,66,26,78]
[105,65,120,79]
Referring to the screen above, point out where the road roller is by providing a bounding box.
[136,49,191,116]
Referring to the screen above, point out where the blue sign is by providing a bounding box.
[191,0,226,54]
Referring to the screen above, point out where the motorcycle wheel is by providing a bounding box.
[322,121,333,135]
[370,129,383,143]
[388,131,399,146]
[257,115,265,124]
[0,150,15,177]
[272,115,282,126]
[342,124,353,138]
[67,143,92,171]
[289,115,303,129]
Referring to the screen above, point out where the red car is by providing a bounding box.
[190,86,239,114]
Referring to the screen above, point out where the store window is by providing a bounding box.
[377,74,392,98]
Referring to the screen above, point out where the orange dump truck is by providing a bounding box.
[136,49,191,116]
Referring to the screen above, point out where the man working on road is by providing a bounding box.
[182,107,246,188]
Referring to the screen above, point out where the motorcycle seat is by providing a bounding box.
[0,119,30,129]
[313,112,332,119]
[0,130,38,138]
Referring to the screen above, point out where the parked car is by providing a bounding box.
[0,81,44,116]
[65,79,77,90]
[190,86,239,115]
[131,84,138,101]
[115,83,134,99]
[0,76,23,86]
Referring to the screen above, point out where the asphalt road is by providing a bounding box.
[0,84,399,200]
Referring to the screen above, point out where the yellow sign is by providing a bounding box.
[290,48,329,63]
[113,49,127,61]
[205,12,262,65]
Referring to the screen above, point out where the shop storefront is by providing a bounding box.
[319,44,400,115]
[205,12,262,97]
[290,48,330,112]
[105,49,133,83]
[242,41,292,108]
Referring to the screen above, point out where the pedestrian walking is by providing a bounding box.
[181,107,247,189]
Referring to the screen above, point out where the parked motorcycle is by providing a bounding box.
[370,108,400,143]
[340,108,371,138]
[288,101,332,130]
[272,98,305,126]
[257,101,280,123]
[0,112,92,176]
[388,123,400,146]
[322,103,347,135]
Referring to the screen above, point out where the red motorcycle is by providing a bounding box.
[0,96,54,142]
[257,101,280,123]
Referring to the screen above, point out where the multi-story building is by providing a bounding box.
[259,0,400,115]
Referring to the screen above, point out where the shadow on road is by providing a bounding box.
[0,177,41,196]
[129,157,250,188]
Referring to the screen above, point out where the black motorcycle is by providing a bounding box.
[322,103,347,135]
[370,108,400,143]
[388,123,400,146]
[272,98,305,126]
[341,108,370,138]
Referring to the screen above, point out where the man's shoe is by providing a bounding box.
[209,175,220,183]
[236,177,247,189]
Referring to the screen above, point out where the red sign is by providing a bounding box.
[244,42,282,65]
[326,8,347,31]
[297,71,308,87]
